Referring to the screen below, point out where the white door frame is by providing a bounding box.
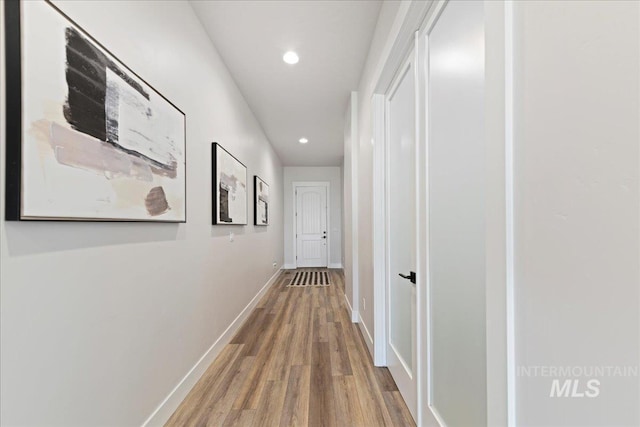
[372,0,437,372]
[292,181,330,269]
[348,92,360,324]
[384,46,420,420]
[372,11,431,427]
[371,1,514,426]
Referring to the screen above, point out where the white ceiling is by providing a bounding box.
[190,0,382,166]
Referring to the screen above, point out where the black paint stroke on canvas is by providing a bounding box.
[219,182,232,222]
[63,27,148,140]
[62,27,176,175]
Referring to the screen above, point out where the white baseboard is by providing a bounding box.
[358,314,375,360]
[340,290,375,362]
[285,263,343,270]
[429,405,450,427]
[141,267,283,427]
[343,293,359,324]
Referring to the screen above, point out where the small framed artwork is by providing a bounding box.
[254,176,269,226]
[212,143,247,225]
[4,0,186,222]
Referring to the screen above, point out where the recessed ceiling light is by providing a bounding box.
[283,51,299,65]
[299,137,308,144]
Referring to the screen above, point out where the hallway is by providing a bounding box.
[2,1,639,426]
[165,269,414,426]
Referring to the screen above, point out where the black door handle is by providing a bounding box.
[399,271,416,284]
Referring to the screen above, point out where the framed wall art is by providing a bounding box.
[212,143,247,225]
[4,0,186,222]
[254,175,269,226]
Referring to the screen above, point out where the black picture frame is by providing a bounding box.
[212,143,248,225]
[4,0,187,223]
[254,175,269,226]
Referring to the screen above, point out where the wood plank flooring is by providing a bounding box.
[165,269,415,427]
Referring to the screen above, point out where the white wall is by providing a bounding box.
[283,167,342,268]
[513,1,639,425]
[0,1,284,426]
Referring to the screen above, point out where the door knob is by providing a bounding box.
[399,271,416,284]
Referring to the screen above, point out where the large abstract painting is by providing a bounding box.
[254,176,269,226]
[4,1,186,221]
[212,143,247,225]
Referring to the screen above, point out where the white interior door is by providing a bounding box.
[386,51,418,420]
[427,1,487,425]
[296,186,328,267]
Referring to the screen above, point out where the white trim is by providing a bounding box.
[343,293,359,324]
[372,93,387,367]
[349,92,360,319]
[412,32,425,427]
[141,267,284,427]
[358,314,375,359]
[374,0,435,95]
[371,2,444,424]
[283,264,297,270]
[484,1,511,425]
[419,0,448,35]
[328,263,343,269]
[344,292,353,316]
[383,52,413,374]
[420,3,458,426]
[415,25,430,427]
[382,44,421,422]
[504,1,517,425]
[430,406,449,427]
[292,181,330,268]
[382,58,405,372]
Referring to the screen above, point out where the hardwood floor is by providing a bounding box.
[165,269,415,427]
